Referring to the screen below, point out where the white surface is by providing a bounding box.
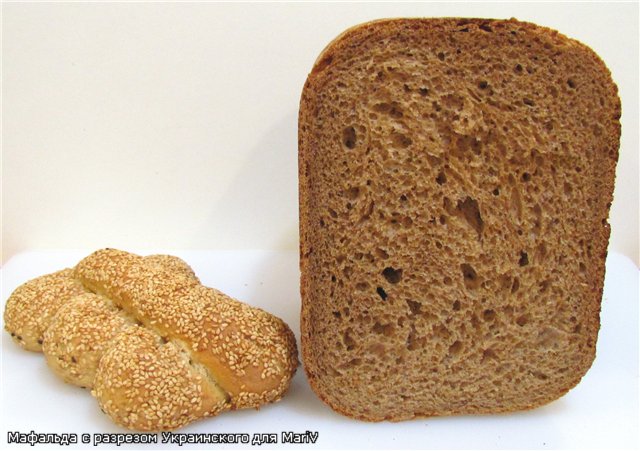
[2,2,639,265]
[1,250,638,450]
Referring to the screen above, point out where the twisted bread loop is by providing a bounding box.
[4,249,298,430]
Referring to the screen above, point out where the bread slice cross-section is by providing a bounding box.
[299,18,620,420]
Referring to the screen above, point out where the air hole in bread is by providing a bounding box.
[479,23,493,32]
[343,328,356,350]
[342,358,361,368]
[359,201,375,223]
[391,132,412,148]
[519,251,529,266]
[532,371,549,380]
[482,348,497,363]
[448,340,463,356]
[483,309,496,321]
[368,343,386,358]
[538,279,551,293]
[406,326,425,351]
[436,172,447,185]
[456,197,484,237]
[567,78,577,89]
[375,248,389,260]
[372,322,394,336]
[492,187,500,196]
[382,267,402,284]
[343,126,357,149]
[452,300,461,311]
[443,276,453,285]
[356,282,369,291]
[522,172,532,182]
[443,94,465,111]
[523,98,535,107]
[419,87,429,96]
[434,324,451,340]
[406,300,422,315]
[592,124,603,136]
[497,274,512,290]
[345,187,360,200]
[376,287,388,301]
[461,263,480,289]
[437,52,445,61]
[516,314,529,327]
[511,277,520,293]
[373,102,404,118]
[579,262,586,272]
[478,80,489,90]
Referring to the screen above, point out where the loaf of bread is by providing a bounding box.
[4,249,298,430]
[299,18,620,420]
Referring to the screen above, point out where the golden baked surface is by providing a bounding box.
[4,249,298,430]
[299,18,620,420]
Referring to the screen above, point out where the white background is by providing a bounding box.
[2,1,639,266]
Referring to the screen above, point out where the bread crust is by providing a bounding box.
[299,18,620,420]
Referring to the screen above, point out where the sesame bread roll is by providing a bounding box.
[3,249,299,430]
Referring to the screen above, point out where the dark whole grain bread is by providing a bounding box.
[298,18,620,420]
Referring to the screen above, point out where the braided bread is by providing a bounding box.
[4,249,298,430]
